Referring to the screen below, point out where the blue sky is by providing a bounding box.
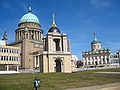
[0,0,120,59]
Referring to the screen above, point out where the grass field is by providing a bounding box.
[0,68,120,90]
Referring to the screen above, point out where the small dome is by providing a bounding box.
[48,14,60,33]
[91,39,101,44]
[19,7,40,25]
[91,32,101,44]
[48,26,60,33]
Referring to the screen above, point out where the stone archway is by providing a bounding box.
[55,60,61,72]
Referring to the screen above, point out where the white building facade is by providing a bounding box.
[82,33,111,67]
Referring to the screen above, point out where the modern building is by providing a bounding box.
[82,32,111,67]
[71,55,78,70]
[0,39,20,71]
[7,7,72,73]
[110,52,120,66]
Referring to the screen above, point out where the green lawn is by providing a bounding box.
[0,68,120,90]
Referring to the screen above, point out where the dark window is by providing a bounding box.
[1,56,3,60]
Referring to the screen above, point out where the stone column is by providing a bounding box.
[104,55,107,64]
[34,56,36,68]
[38,56,39,67]
[90,57,92,65]
[38,32,39,40]
[17,32,19,40]
[83,58,85,65]
[34,31,36,40]
[101,56,103,64]
[97,56,99,65]
[86,57,88,65]
[20,31,22,40]
[59,39,62,51]
[36,31,37,40]
[48,36,52,51]
[108,55,111,64]
[68,40,71,52]
[53,40,55,51]
[7,65,9,71]
[63,37,67,52]
[37,32,39,40]
[36,32,38,40]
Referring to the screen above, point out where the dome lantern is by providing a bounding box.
[28,6,32,12]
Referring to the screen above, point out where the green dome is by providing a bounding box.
[91,32,101,44]
[91,37,101,44]
[19,7,40,25]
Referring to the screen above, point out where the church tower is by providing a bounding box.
[40,14,72,73]
[2,31,8,44]
[91,32,101,51]
[8,7,43,70]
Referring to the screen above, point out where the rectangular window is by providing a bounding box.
[2,48,3,52]
[4,56,6,61]
[0,47,1,52]
[9,56,11,61]
[4,48,6,53]
[12,49,13,53]
[10,49,11,53]
[6,48,8,53]
[6,56,8,61]
[1,56,3,60]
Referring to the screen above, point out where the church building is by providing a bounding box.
[8,7,72,73]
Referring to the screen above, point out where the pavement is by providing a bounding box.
[67,82,120,90]
[0,71,19,74]
[72,66,120,72]
[95,72,120,74]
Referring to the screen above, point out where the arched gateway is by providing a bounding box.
[55,60,62,72]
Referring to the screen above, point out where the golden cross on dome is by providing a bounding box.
[51,13,57,27]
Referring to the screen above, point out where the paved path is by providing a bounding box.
[67,82,120,90]
[95,72,120,74]
[72,66,120,72]
[0,71,19,74]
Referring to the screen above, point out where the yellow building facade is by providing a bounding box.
[0,44,20,71]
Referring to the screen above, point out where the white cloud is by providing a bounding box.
[90,0,113,8]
